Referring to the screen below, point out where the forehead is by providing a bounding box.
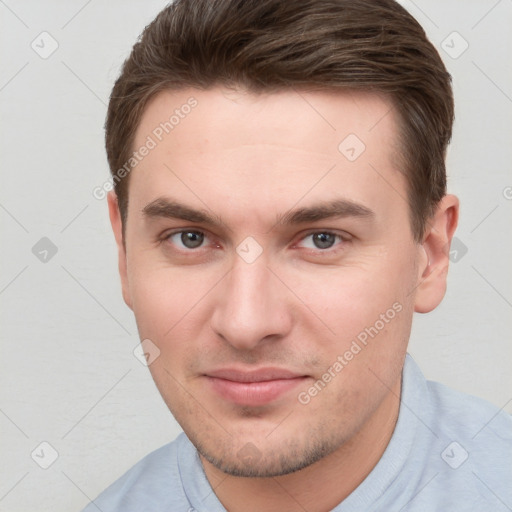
[135,86,396,154]
[128,86,406,228]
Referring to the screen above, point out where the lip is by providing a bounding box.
[204,368,309,406]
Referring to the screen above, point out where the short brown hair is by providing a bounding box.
[105,0,454,242]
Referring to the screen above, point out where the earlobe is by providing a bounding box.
[414,194,459,313]
[107,190,133,310]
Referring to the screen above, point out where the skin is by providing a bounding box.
[108,87,458,512]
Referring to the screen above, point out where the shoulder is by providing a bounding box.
[403,354,511,444]
[374,356,512,511]
[82,433,191,512]
[420,365,512,508]
[426,375,512,443]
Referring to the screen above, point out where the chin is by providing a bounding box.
[194,430,341,478]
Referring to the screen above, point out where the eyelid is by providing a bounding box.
[162,228,215,249]
[294,229,351,251]
[300,228,351,239]
[160,228,351,253]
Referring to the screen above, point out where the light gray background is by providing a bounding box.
[1,1,511,511]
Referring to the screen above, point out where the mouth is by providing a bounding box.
[204,368,310,407]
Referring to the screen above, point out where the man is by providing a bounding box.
[84,0,512,510]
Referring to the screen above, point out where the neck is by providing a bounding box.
[201,376,402,512]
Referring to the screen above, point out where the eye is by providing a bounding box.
[167,230,206,249]
[297,231,344,250]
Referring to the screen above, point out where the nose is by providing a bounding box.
[210,254,293,351]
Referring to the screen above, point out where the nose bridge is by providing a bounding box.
[210,253,290,349]
[230,257,264,302]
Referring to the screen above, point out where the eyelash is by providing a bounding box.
[296,231,348,252]
[160,229,350,254]
[163,230,214,251]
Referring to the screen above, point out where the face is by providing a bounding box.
[108,86,453,477]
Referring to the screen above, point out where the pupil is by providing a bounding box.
[181,231,204,248]
[313,233,335,249]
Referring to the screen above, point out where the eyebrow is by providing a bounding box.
[276,199,374,225]
[141,197,374,228]
[142,198,225,227]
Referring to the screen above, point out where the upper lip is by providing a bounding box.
[205,368,306,383]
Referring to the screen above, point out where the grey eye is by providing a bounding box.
[169,230,205,249]
[181,231,204,248]
[311,232,336,249]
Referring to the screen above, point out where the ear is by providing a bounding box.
[414,194,459,313]
[107,190,133,310]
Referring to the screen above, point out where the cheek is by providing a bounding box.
[282,253,416,391]
[127,260,204,340]
[285,255,414,335]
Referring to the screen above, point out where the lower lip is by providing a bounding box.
[206,376,308,406]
